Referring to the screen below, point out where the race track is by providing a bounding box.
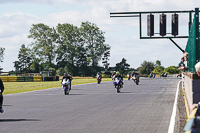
[0,78,180,133]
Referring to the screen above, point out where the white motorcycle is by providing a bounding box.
[62,78,71,95]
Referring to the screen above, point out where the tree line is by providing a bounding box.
[14,21,110,76]
[0,20,180,76]
[112,59,180,76]
[137,60,180,75]
[0,47,5,72]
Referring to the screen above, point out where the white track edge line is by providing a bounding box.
[168,80,181,133]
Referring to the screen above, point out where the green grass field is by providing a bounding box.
[3,78,112,95]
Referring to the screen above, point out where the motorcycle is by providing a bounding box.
[132,74,140,85]
[0,90,3,113]
[149,73,153,78]
[62,78,71,95]
[177,73,182,78]
[160,73,167,78]
[97,75,101,84]
[114,77,123,93]
[149,73,155,79]
[127,74,130,80]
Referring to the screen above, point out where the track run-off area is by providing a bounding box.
[0,77,180,133]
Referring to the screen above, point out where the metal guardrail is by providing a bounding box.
[0,76,59,82]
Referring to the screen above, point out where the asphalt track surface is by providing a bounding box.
[0,78,180,133]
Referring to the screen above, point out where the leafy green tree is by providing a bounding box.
[153,60,164,75]
[30,58,41,72]
[56,23,82,75]
[56,67,65,76]
[0,47,5,71]
[137,61,154,75]
[76,50,88,76]
[80,21,110,75]
[102,50,110,74]
[164,66,180,74]
[13,61,20,75]
[115,58,130,76]
[155,60,161,67]
[28,23,58,67]
[0,47,5,62]
[153,66,164,75]
[18,44,32,73]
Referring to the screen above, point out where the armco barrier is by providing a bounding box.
[33,76,42,82]
[17,76,33,82]
[0,76,17,82]
[42,76,59,81]
[0,76,43,82]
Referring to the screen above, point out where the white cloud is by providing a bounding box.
[0,0,199,71]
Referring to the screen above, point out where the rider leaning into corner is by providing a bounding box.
[61,73,73,89]
[114,71,124,87]
[0,78,4,113]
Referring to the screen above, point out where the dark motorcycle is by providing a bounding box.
[149,73,155,79]
[0,90,3,113]
[160,73,167,78]
[114,77,122,93]
[177,73,182,78]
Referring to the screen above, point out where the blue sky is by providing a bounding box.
[0,0,199,71]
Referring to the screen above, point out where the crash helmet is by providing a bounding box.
[116,71,120,75]
[64,73,68,77]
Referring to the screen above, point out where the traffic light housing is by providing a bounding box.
[147,14,154,36]
[172,14,178,36]
[160,13,166,36]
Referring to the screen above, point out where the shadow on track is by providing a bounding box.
[68,94,86,96]
[2,105,13,107]
[119,92,135,94]
[0,119,41,122]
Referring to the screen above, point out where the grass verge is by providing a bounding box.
[3,78,112,95]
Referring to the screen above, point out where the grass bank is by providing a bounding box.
[3,78,112,95]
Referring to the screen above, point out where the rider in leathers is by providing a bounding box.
[0,78,4,113]
[111,71,116,80]
[114,71,124,86]
[61,73,73,90]
[132,70,140,82]
[96,72,102,80]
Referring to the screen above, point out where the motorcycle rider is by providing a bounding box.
[96,72,102,80]
[149,72,153,78]
[132,70,137,77]
[127,72,131,80]
[114,71,124,86]
[61,73,73,90]
[0,78,4,113]
[132,70,140,81]
[111,71,116,80]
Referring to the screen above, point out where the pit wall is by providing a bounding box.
[183,72,200,116]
